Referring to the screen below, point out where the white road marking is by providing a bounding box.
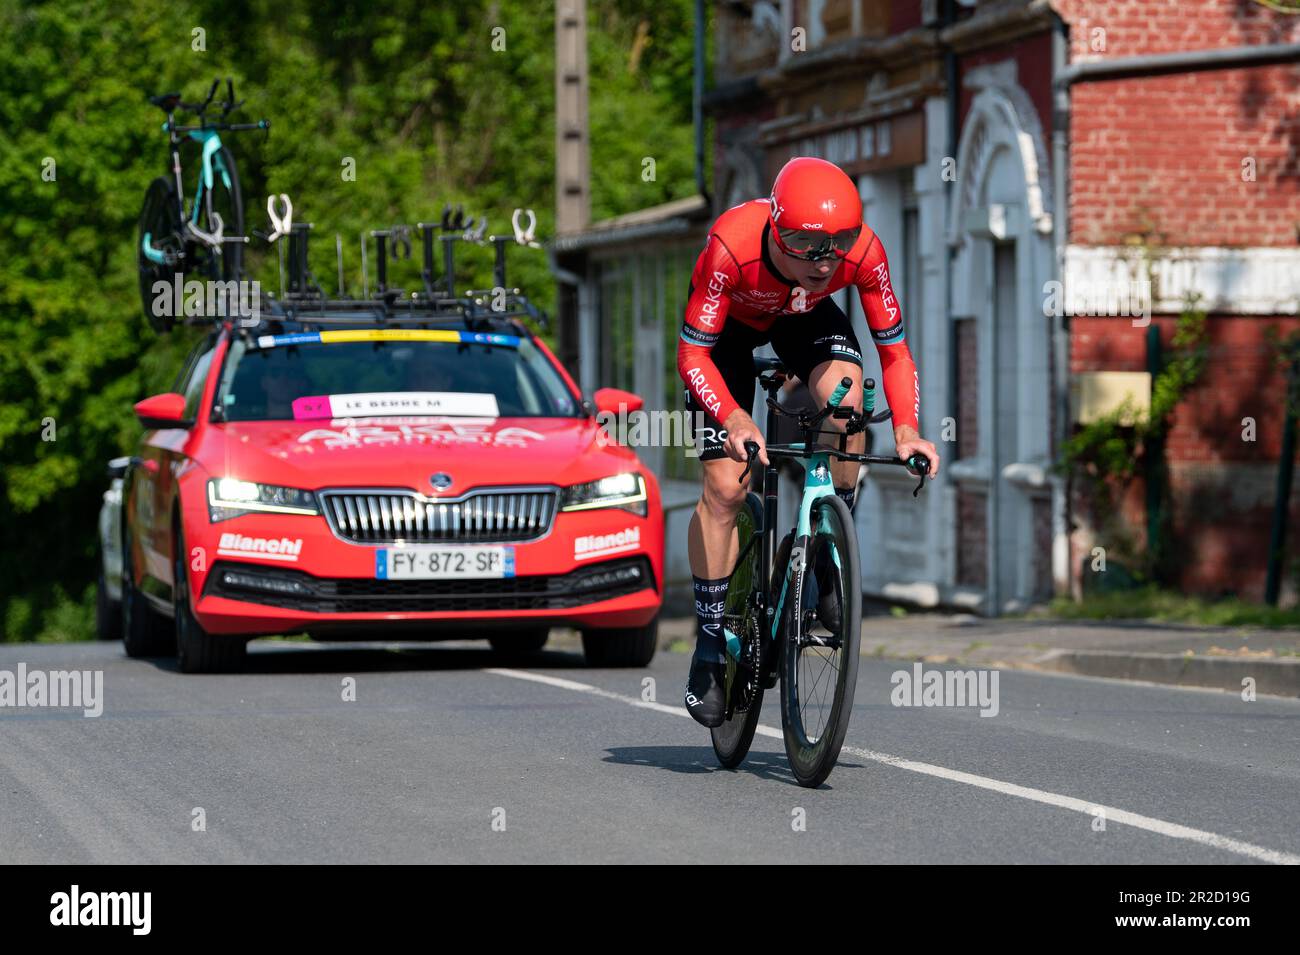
[485,668,684,718]
[486,667,1300,866]
[836,745,1300,865]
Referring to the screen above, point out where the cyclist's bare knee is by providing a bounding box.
[698,459,748,524]
[806,360,863,428]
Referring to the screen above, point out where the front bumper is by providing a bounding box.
[186,509,663,637]
[198,554,657,636]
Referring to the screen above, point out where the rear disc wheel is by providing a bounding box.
[96,567,122,642]
[121,531,174,658]
[710,493,766,769]
[137,177,182,332]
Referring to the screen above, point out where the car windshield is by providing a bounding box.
[214,329,580,422]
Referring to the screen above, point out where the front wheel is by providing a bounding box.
[780,493,861,788]
[174,527,247,673]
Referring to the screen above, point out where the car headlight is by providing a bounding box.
[560,472,647,517]
[208,478,319,522]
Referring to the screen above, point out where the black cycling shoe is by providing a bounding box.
[684,656,727,728]
[812,545,842,634]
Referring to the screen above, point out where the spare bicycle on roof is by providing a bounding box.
[137,78,269,330]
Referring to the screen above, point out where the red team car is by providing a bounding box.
[100,311,664,673]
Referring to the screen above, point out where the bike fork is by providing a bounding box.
[770,453,836,641]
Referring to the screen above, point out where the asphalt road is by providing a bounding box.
[1,638,1297,864]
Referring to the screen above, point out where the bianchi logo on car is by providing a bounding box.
[574,527,641,561]
[217,533,304,562]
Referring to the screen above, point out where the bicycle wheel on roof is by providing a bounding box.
[137,177,183,333]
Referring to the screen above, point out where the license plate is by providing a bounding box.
[375,545,515,580]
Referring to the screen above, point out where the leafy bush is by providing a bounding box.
[0,0,703,640]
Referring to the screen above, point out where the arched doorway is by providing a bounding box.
[947,76,1057,613]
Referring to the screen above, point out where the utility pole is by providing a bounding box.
[555,1,591,235]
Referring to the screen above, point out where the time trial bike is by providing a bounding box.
[137,78,269,331]
[713,356,931,788]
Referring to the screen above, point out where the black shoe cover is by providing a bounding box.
[685,656,727,728]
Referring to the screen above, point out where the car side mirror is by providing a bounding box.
[134,393,192,430]
[592,387,644,417]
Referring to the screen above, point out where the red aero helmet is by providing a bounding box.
[768,157,862,258]
[764,157,857,259]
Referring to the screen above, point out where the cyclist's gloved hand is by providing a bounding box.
[722,409,768,465]
[893,425,940,479]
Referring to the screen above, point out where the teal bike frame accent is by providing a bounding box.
[763,378,853,644]
[710,356,930,785]
[141,125,229,263]
[188,128,229,223]
[141,232,167,265]
[724,376,856,659]
[766,449,836,645]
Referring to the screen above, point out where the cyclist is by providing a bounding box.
[679,156,940,727]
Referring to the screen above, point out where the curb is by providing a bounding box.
[655,617,1300,697]
[1028,649,1300,698]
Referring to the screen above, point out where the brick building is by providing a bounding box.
[555,0,1300,611]
[1056,0,1300,602]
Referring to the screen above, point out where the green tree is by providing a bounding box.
[0,0,701,640]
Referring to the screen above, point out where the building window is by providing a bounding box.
[662,245,702,481]
[598,260,637,395]
[596,244,703,483]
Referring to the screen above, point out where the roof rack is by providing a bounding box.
[187,203,550,334]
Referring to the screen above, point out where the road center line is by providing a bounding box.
[486,667,1300,866]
